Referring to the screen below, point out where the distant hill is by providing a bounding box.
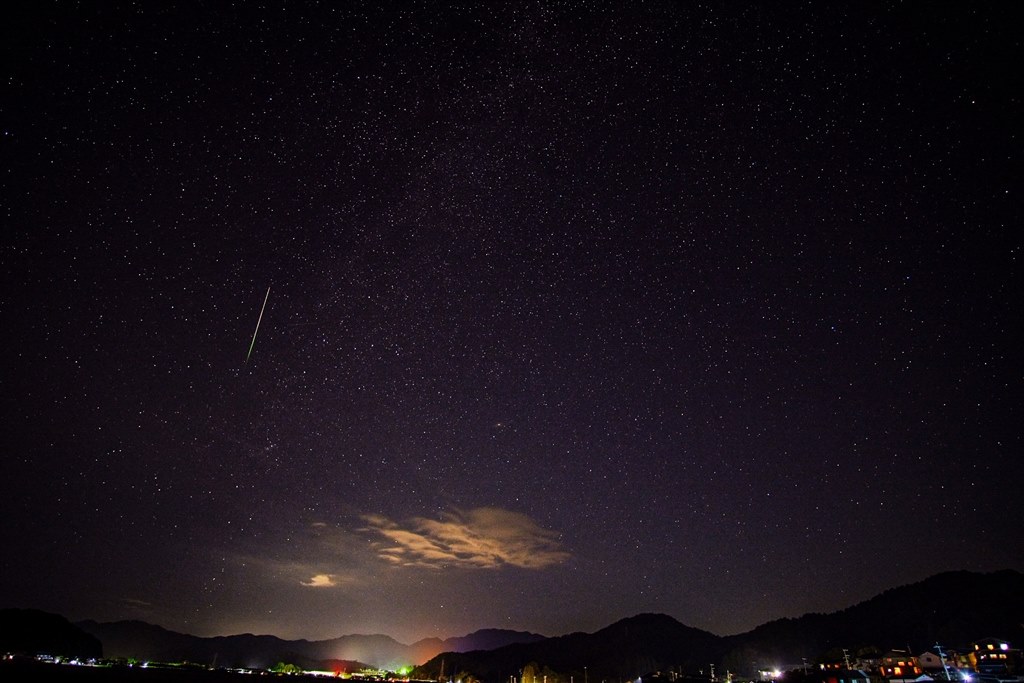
[405,629,548,665]
[718,568,1024,673]
[414,570,1024,681]
[0,608,102,659]
[416,613,723,682]
[11,570,1023,678]
[75,618,329,670]
[74,619,545,670]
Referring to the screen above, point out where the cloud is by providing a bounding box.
[118,597,153,608]
[231,522,376,592]
[115,596,157,617]
[361,507,570,570]
[301,573,338,587]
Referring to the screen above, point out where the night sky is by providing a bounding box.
[2,2,1021,645]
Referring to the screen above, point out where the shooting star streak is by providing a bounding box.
[246,286,271,362]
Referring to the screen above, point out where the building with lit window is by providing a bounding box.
[881,650,922,679]
[970,638,1021,676]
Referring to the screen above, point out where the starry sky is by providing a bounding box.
[2,2,1021,646]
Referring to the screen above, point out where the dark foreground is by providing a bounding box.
[0,659,317,681]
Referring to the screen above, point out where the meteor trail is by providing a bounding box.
[246,286,271,362]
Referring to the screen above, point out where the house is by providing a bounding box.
[970,638,1021,676]
[917,653,944,672]
[881,650,922,679]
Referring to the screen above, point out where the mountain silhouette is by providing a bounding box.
[75,618,545,671]
[717,569,1024,673]
[417,613,724,682]
[415,570,1024,680]
[0,608,102,659]
[8,569,1020,677]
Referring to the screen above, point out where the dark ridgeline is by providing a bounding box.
[75,619,545,671]
[4,570,1022,680]
[75,618,337,671]
[0,608,102,659]
[716,569,1024,674]
[416,613,723,682]
[414,569,1024,681]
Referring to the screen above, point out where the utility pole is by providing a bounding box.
[935,643,952,681]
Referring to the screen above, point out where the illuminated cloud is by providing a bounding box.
[301,573,338,587]
[249,555,359,588]
[119,597,153,607]
[116,597,157,617]
[361,507,570,569]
